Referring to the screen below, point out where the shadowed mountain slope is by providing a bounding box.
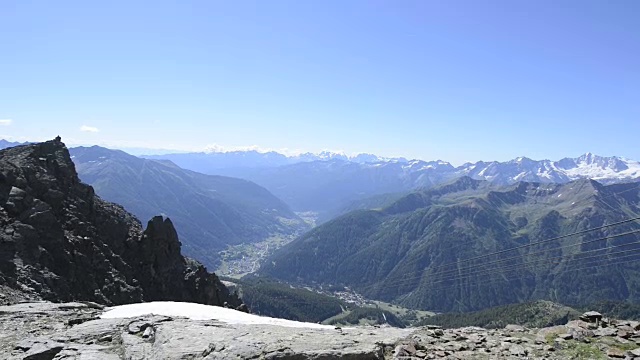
[70,146,308,268]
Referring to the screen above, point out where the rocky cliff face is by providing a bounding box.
[0,138,241,307]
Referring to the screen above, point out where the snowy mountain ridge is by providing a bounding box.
[382,153,640,186]
[450,152,640,184]
[169,146,640,180]
[144,147,640,186]
[200,147,409,164]
[2,139,638,183]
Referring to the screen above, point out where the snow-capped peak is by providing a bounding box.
[316,150,349,161]
[150,142,640,185]
[458,153,640,184]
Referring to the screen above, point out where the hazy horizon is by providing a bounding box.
[3,136,637,167]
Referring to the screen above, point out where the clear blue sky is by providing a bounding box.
[0,0,638,164]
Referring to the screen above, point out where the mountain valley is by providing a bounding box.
[3,139,640,358]
[70,146,308,269]
[6,3,640,357]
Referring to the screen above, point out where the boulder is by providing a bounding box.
[16,340,65,360]
[593,327,617,337]
[580,311,603,326]
[606,347,626,358]
[505,324,526,332]
[509,344,527,357]
[557,333,573,340]
[566,324,595,342]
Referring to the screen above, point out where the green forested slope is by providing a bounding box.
[261,177,640,312]
[224,277,346,323]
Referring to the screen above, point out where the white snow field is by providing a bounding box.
[100,301,335,329]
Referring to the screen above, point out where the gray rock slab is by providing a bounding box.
[6,301,640,360]
[1,302,412,359]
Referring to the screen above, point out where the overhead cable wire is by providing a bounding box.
[426,228,640,279]
[359,248,640,298]
[425,239,640,286]
[353,229,640,293]
[406,250,640,296]
[425,216,640,273]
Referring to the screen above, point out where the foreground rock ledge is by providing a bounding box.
[3,302,640,359]
[0,302,411,359]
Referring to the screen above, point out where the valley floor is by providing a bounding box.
[215,212,318,277]
[215,234,297,277]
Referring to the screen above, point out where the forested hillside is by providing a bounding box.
[261,177,640,312]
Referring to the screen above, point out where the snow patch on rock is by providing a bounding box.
[100,301,335,329]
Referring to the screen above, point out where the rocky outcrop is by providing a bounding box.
[389,309,640,359]
[0,302,411,359]
[394,317,640,359]
[0,138,241,307]
[2,302,640,359]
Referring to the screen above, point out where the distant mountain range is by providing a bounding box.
[261,177,640,312]
[146,149,640,183]
[0,140,28,150]
[457,153,640,184]
[148,151,640,219]
[70,146,308,268]
[144,149,408,170]
[6,138,640,224]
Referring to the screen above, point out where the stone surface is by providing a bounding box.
[0,302,410,360]
[607,347,626,358]
[581,311,603,324]
[509,344,527,356]
[4,301,640,359]
[594,327,618,337]
[557,333,573,340]
[505,324,526,332]
[22,341,64,360]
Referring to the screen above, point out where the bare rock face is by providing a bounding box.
[0,302,412,359]
[0,138,240,307]
[3,302,640,359]
[0,302,410,360]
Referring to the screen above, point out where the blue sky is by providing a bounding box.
[0,0,638,164]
